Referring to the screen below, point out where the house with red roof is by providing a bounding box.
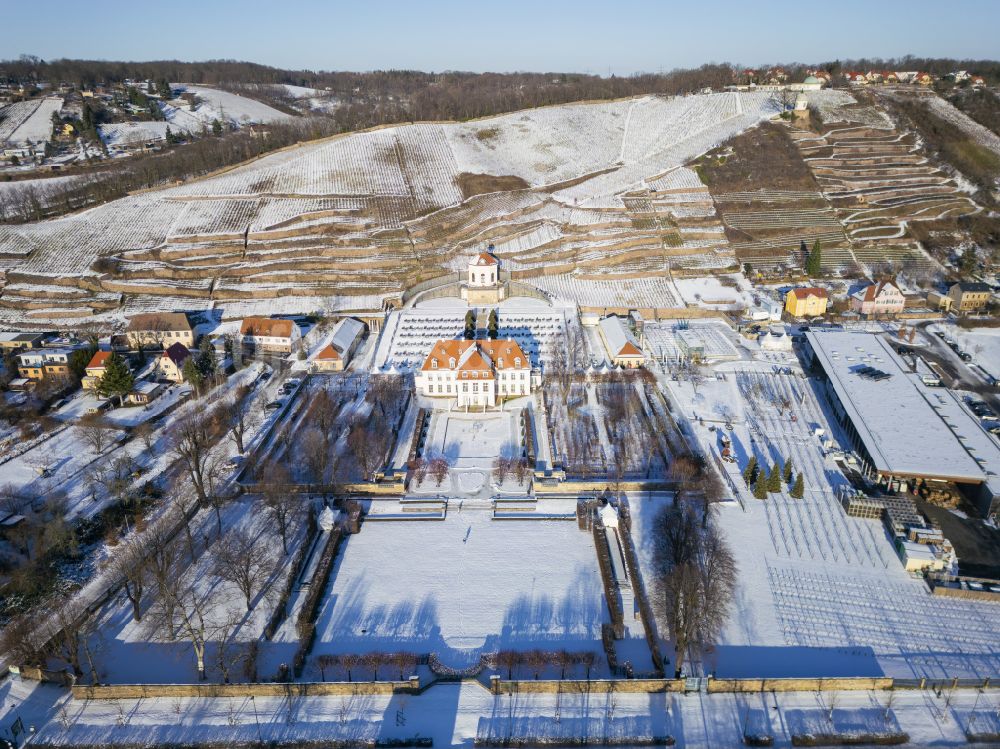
[82,350,113,390]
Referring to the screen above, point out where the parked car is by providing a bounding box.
[264,400,284,412]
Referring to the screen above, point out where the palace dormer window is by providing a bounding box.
[449,357,456,368]
[515,357,521,367]
[431,358,438,369]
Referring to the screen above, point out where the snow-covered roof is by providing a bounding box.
[598,316,644,359]
[329,317,365,355]
[805,331,994,482]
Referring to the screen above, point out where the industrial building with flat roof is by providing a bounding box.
[803,330,1000,517]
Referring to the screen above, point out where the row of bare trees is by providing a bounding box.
[490,649,599,681]
[314,651,418,682]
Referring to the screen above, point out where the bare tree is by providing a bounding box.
[492,455,512,485]
[168,414,215,503]
[361,651,385,680]
[495,649,520,680]
[261,463,299,555]
[212,527,274,612]
[301,427,329,483]
[340,653,362,682]
[79,414,112,454]
[429,456,450,487]
[390,651,417,680]
[135,421,156,452]
[348,421,383,481]
[653,502,737,678]
[108,537,147,622]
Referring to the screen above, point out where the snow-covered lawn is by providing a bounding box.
[655,359,1000,680]
[1,424,124,497]
[14,673,1000,747]
[85,497,302,684]
[310,509,608,672]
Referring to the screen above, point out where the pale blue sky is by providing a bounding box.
[2,0,997,74]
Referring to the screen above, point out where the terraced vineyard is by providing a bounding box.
[790,99,977,274]
[0,92,781,326]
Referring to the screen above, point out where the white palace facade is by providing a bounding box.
[415,338,533,407]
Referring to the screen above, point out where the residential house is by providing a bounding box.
[914,72,934,86]
[415,339,533,407]
[865,71,883,84]
[598,316,646,368]
[844,71,867,85]
[784,287,829,317]
[312,318,366,373]
[0,332,51,352]
[82,350,113,390]
[157,342,192,383]
[128,381,166,405]
[948,282,992,312]
[16,348,74,381]
[125,312,194,350]
[850,281,906,316]
[927,290,953,312]
[972,76,986,87]
[240,317,302,355]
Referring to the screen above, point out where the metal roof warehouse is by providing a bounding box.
[803,330,1000,515]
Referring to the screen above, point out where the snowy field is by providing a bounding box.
[99,122,170,147]
[644,320,741,363]
[531,275,683,308]
[673,275,754,310]
[374,299,569,372]
[310,510,609,671]
[1,91,780,326]
[166,85,292,130]
[1,424,125,498]
[657,358,1000,680]
[0,96,62,145]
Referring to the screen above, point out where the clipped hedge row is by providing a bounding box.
[791,733,909,747]
[289,529,344,678]
[264,509,319,640]
[592,524,624,629]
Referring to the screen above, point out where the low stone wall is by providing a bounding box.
[536,479,675,495]
[72,678,420,700]
[931,585,1000,603]
[706,677,893,693]
[491,677,684,694]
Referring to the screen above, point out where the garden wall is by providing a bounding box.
[72,678,420,700]
[706,677,893,693]
[490,677,684,694]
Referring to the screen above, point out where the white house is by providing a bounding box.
[240,317,302,354]
[415,338,533,407]
[850,280,906,316]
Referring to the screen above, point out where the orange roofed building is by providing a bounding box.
[240,316,302,354]
[415,338,533,407]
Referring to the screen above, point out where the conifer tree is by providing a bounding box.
[182,357,203,392]
[790,472,805,499]
[805,240,822,276]
[768,463,783,492]
[97,352,134,405]
[783,458,794,485]
[196,337,217,379]
[742,455,758,487]
[753,474,768,500]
